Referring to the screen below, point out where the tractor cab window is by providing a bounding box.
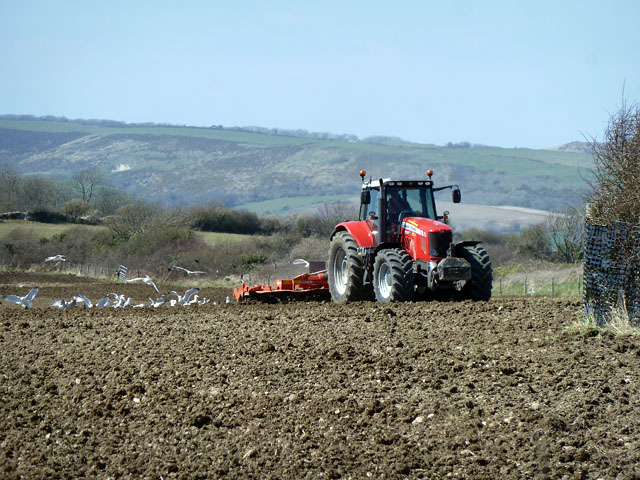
[386,186,436,227]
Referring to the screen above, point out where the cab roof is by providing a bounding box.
[362,179,433,189]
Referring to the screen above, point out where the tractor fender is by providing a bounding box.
[452,240,481,256]
[331,221,375,248]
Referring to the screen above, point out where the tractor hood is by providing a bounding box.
[401,217,451,236]
[400,217,453,260]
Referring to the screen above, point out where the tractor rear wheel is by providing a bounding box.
[328,231,371,302]
[459,245,492,301]
[373,248,415,302]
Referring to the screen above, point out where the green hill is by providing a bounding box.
[0,115,592,212]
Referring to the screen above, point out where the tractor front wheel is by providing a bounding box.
[459,245,492,301]
[328,231,371,302]
[373,248,415,302]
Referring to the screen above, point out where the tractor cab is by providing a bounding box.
[358,170,460,245]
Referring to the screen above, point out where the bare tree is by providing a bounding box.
[73,168,106,203]
[587,99,640,223]
[315,201,359,236]
[547,206,584,263]
[104,202,159,241]
[21,176,72,210]
[0,165,20,211]
[92,187,133,216]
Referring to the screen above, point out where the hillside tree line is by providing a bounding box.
[0,164,585,280]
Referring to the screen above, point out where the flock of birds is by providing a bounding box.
[0,256,229,310]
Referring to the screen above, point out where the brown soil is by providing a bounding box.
[1,272,640,479]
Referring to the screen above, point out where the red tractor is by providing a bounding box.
[328,169,492,302]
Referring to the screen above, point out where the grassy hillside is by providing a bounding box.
[0,116,593,212]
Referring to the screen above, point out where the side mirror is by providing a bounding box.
[452,189,461,203]
[361,190,371,205]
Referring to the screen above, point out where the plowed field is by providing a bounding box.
[2,272,640,479]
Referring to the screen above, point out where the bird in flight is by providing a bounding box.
[173,266,206,276]
[45,255,66,263]
[126,275,161,294]
[291,258,309,268]
[2,286,40,309]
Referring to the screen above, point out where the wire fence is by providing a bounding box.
[493,277,583,297]
[583,220,640,324]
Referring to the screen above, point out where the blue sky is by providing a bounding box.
[1,1,638,148]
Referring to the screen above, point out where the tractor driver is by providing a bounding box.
[387,189,412,229]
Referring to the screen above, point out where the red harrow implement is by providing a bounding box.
[233,269,330,303]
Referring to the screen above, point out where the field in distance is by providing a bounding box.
[0,220,254,246]
[236,194,550,232]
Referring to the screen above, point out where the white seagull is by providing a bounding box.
[173,266,206,276]
[185,295,200,305]
[44,255,66,263]
[167,287,201,305]
[95,295,111,308]
[74,294,93,308]
[3,286,40,309]
[291,258,309,268]
[126,275,161,294]
[111,294,131,308]
[148,296,170,308]
[51,297,77,309]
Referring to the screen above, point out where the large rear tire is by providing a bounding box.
[459,245,492,301]
[328,231,371,302]
[373,248,415,302]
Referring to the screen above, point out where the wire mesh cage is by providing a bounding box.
[583,219,640,324]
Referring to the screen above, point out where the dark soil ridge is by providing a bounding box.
[1,273,639,479]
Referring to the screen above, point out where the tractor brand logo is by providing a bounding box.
[401,221,426,237]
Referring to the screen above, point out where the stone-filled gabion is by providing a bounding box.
[583,220,640,324]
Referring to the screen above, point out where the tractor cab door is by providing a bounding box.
[360,187,381,245]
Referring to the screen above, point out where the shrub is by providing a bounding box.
[62,199,90,220]
[234,253,267,271]
[587,99,640,223]
[507,224,553,261]
[189,206,261,234]
[123,226,193,256]
[0,228,48,267]
[27,207,68,224]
